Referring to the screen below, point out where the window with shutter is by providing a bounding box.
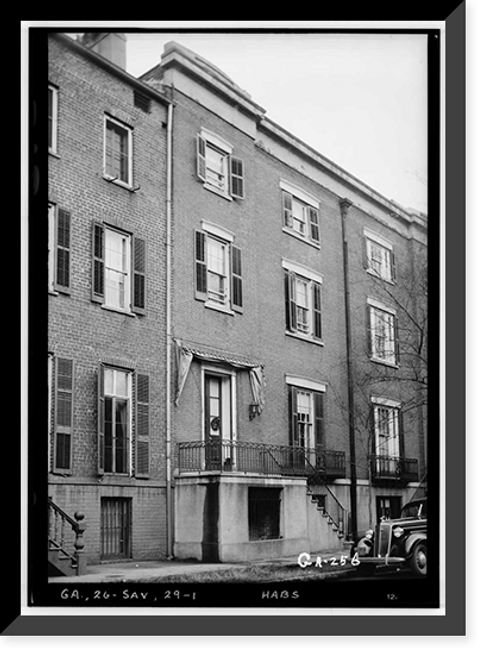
[283,264,323,343]
[92,223,146,315]
[288,383,326,455]
[364,229,396,283]
[280,182,320,245]
[48,84,58,154]
[53,357,73,474]
[194,225,242,314]
[196,129,244,200]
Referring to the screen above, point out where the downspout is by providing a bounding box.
[339,198,357,540]
[165,102,174,558]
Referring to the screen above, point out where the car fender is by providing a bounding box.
[404,532,427,556]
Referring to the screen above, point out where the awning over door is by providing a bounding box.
[174,339,265,413]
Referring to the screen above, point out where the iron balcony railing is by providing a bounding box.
[370,454,419,482]
[178,440,346,479]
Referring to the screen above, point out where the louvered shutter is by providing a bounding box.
[132,237,146,314]
[289,387,299,448]
[391,250,397,282]
[195,230,207,300]
[92,223,105,303]
[366,306,373,357]
[284,271,297,331]
[363,236,370,270]
[230,157,244,199]
[282,191,293,228]
[308,207,320,243]
[312,282,322,340]
[98,363,105,475]
[314,392,325,452]
[135,373,150,478]
[55,209,71,292]
[53,357,73,473]
[230,245,243,312]
[197,135,206,181]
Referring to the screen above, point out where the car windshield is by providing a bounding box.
[401,503,422,518]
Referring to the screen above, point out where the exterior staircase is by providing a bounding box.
[48,497,87,577]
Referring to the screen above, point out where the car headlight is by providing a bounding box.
[393,526,404,538]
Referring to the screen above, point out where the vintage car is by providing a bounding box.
[353,498,427,577]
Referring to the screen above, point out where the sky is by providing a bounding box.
[121,29,428,213]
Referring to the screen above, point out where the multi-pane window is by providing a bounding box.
[48,84,58,154]
[372,401,402,477]
[364,229,396,282]
[196,129,244,199]
[101,367,131,475]
[288,384,325,453]
[281,181,320,245]
[48,203,71,294]
[104,116,133,186]
[92,223,146,315]
[195,224,243,313]
[367,300,399,365]
[284,261,322,342]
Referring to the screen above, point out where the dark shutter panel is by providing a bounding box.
[366,305,373,357]
[98,363,105,475]
[230,245,243,312]
[55,209,71,292]
[312,282,322,340]
[132,237,146,314]
[230,157,244,199]
[363,236,369,270]
[288,387,299,447]
[195,230,207,301]
[288,272,297,331]
[135,373,150,478]
[391,250,397,282]
[309,207,320,243]
[314,392,325,452]
[394,314,400,365]
[92,223,105,303]
[368,406,377,477]
[282,191,293,228]
[398,408,405,458]
[53,357,73,473]
[197,135,206,181]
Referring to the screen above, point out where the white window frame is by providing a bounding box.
[280,180,320,247]
[364,228,395,282]
[48,84,58,155]
[368,298,398,366]
[104,115,133,188]
[103,226,132,314]
[372,399,401,459]
[102,367,133,475]
[197,128,244,200]
[283,259,323,344]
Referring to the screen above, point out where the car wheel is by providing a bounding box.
[410,542,427,576]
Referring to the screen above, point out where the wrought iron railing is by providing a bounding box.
[370,454,419,482]
[178,440,346,479]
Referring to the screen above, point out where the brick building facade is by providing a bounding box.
[47,34,428,570]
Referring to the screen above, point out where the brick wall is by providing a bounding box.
[48,35,169,562]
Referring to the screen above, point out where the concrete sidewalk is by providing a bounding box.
[49,548,354,583]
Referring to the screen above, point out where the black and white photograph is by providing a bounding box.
[16,13,467,637]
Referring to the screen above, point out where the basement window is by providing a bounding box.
[248,487,281,541]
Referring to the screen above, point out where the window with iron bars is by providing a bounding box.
[248,487,281,541]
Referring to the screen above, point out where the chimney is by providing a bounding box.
[79,33,127,70]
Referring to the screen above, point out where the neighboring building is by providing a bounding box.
[47,34,428,571]
[48,33,171,571]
